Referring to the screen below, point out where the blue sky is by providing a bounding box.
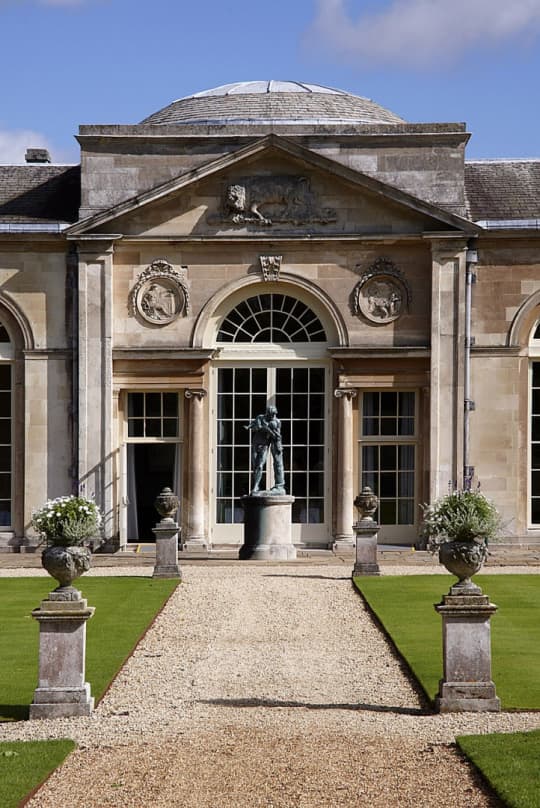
[1,0,540,163]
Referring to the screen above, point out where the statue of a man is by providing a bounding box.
[246,405,285,495]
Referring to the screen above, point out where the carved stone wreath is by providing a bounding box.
[129,259,190,325]
[351,257,411,325]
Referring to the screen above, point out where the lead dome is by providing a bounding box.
[140,80,406,126]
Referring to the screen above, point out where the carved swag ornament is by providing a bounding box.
[212,175,337,227]
[129,259,190,325]
[351,257,411,325]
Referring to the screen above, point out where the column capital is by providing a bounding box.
[185,388,207,400]
[334,388,357,400]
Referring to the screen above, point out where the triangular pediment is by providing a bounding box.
[66,134,479,239]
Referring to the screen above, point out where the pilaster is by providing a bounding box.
[429,239,467,500]
[76,238,119,539]
[333,388,357,551]
[184,388,208,550]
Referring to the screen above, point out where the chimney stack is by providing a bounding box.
[25,148,51,164]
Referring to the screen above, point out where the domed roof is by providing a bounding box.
[140,81,406,126]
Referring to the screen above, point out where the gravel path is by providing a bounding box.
[2,564,538,806]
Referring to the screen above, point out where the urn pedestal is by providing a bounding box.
[352,486,380,576]
[435,590,500,713]
[240,495,296,561]
[30,590,95,719]
[152,488,182,579]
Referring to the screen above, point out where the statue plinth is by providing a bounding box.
[240,494,296,561]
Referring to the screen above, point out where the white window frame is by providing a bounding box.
[358,389,419,544]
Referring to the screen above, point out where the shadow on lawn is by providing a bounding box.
[262,574,350,581]
[0,705,30,722]
[198,697,427,716]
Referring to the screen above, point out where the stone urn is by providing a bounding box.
[354,486,379,522]
[438,539,488,593]
[154,487,179,523]
[41,545,91,596]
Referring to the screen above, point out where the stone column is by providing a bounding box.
[184,389,208,551]
[435,588,500,712]
[333,388,357,553]
[429,239,467,500]
[30,591,95,719]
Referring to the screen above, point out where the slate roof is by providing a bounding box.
[141,81,405,126]
[465,160,540,222]
[0,165,80,224]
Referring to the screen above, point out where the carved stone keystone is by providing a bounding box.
[435,587,501,712]
[352,486,381,576]
[30,589,95,719]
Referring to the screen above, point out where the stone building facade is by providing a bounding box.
[1,80,539,551]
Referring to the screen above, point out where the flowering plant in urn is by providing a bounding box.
[31,496,103,594]
[421,490,501,591]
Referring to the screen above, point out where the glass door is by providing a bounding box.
[213,365,329,544]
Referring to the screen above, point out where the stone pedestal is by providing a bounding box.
[152,521,181,579]
[30,592,95,719]
[352,518,381,576]
[435,590,500,712]
[240,495,296,561]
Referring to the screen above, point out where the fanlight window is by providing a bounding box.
[0,326,10,343]
[533,321,540,342]
[217,294,326,343]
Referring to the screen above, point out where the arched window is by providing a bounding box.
[0,324,13,527]
[217,294,326,343]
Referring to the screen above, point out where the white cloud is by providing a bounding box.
[305,0,540,67]
[0,129,52,164]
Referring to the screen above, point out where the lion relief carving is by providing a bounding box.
[217,175,336,226]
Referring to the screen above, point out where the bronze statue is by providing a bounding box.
[246,405,285,495]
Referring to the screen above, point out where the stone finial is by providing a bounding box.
[354,486,379,522]
[154,487,179,522]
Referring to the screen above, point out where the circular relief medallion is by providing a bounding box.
[136,277,185,325]
[357,277,404,324]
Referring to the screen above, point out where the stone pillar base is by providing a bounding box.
[240,495,296,561]
[436,681,501,713]
[30,594,95,720]
[152,521,181,579]
[435,591,500,713]
[332,537,355,554]
[181,538,209,553]
[352,519,380,576]
[30,684,94,719]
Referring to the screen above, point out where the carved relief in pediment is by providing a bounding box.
[129,259,190,326]
[209,175,337,227]
[351,257,411,325]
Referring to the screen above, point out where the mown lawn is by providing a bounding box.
[457,729,540,808]
[0,739,76,808]
[0,576,179,721]
[353,574,540,709]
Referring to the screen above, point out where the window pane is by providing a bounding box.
[0,503,11,525]
[533,362,540,388]
[399,445,415,469]
[380,473,396,497]
[163,394,178,418]
[145,419,162,438]
[309,420,324,444]
[218,421,233,445]
[163,419,178,438]
[235,396,250,419]
[532,498,540,524]
[399,392,415,417]
[127,393,144,418]
[398,418,415,436]
[362,446,378,471]
[145,394,161,418]
[0,474,10,498]
[398,500,414,524]
[381,418,398,436]
[0,446,11,471]
[380,445,397,470]
[381,392,397,417]
[0,366,10,389]
[0,393,11,417]
[0,419,10,444]
[128,420,144,438]
[219,369,233,393]
[380,500,397,524]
